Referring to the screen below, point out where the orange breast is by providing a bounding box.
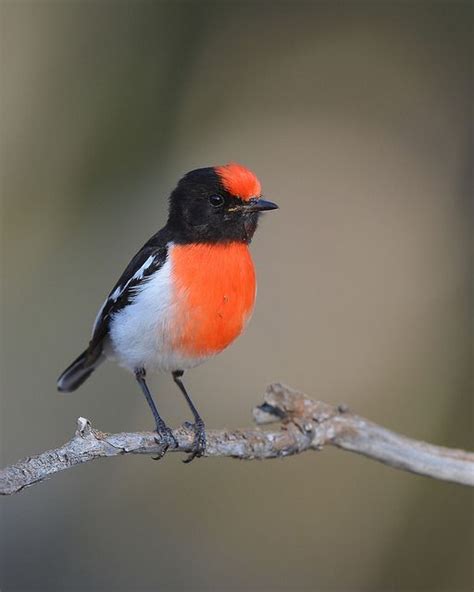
[170,242,256,357]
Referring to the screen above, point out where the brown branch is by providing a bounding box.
[1,383,473,495]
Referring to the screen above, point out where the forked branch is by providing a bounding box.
[1,383,473,495]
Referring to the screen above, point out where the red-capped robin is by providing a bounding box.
[57,163,278,461]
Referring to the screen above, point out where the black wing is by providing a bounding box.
[89,231,169,351]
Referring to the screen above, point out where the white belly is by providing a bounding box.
[107,256,208,373]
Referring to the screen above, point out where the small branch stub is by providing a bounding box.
[76,417,91,436]
[1,383,473,495]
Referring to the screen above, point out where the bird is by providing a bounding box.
[57,163,278,462]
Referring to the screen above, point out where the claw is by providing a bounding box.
[183,420,206,463]
[152,423,177,460]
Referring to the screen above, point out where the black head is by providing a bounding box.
[166,163,278,244]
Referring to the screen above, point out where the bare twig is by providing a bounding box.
[1,383,472,495]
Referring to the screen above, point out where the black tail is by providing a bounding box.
[57,348,104,393]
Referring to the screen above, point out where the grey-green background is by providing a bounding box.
[1,1,472,591]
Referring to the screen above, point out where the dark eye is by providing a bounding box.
[209,194,224,207]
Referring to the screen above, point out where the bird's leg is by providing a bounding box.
[135,368,176,458]
[172,370,206,463]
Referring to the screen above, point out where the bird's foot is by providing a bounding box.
[182,419,206,463]
[152,421,177,460]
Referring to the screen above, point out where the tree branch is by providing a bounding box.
[1,383,473,495]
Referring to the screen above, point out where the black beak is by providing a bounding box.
[246,198,279,212]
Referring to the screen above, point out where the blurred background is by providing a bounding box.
[1,1,472,591]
